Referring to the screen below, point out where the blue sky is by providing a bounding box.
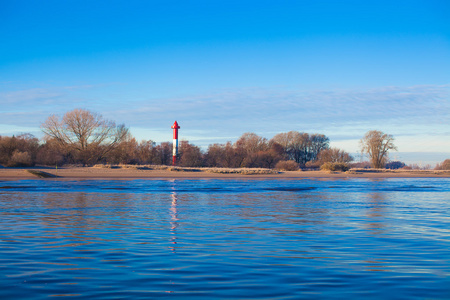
[1,0,449,165]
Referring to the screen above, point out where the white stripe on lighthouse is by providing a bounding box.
[173,139,178,156]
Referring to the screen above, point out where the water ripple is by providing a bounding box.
[0,178,449,299]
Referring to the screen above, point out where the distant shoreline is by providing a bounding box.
[0,166,449,181]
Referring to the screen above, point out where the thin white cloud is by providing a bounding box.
[1,84,449,155]
[0,124,41,137]
[113,84,450,131]
[0,88,64,104]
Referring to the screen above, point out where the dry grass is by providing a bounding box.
[161,166,279,175]
[347,168,450,175]
[90,164,279,175]
[150,165,171,170]
[320,162,349,172]
[204,168,279,175]
[165,167,202,172]
[92,164,119,169]
[92,164,154,170]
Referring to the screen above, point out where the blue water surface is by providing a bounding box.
[0,178,449,299]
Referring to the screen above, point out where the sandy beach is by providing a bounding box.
[0,166,449,180]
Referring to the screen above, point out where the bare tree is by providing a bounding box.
[236,133,269,153]
[271,131,307,163]
[235,133,269,167]
[307,134,329,162]
[36,138,67,166]
[154,142,173,165]
[105,137,139,165]
[0,134,39,167]
[271,131,329,165]
[360,130,397,169]
[317,148,353,165]
[41,109,129,165]
[179,141,204,167]
[136,140,157,164]
[205,143,227,167]
[434,159,450,170]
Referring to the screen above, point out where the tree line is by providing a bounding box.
[0,130,338,169]
[1,109,448,170]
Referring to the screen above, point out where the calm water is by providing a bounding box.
[0,178,449,299]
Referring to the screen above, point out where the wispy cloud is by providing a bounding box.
[1,84,449,152]
[111,84,450,136]
[0,88,64,105]
[0,84,111,126]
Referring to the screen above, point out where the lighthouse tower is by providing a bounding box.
[171,121,180,165]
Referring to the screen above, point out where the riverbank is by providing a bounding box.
[0,166,449,180]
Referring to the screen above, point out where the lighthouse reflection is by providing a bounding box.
[169,190,179,253]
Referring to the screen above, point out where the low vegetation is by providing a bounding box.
[347,168,450,176]
[385,161,406,169]
[435,159,450,170]
[320,162,350,172]
[205,168,278,175]
[275,160,299,171]
[89,164,279,175]
[0,134,38,167]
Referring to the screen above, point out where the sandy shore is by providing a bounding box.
[0,166,449,180]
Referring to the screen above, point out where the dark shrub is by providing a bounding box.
[275,160,299,171]
[7,150,33,167]
[320,162,350,172]
[305,160,321,169]
[385,161,406,169]
[350,161,371,169]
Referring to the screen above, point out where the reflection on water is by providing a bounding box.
[170,191,178,253]
[366,192,387,234]
[0,178,449,299]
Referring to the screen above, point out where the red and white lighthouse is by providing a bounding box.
[171,121,180,165]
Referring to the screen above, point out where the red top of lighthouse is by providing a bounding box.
[171,121,180,140]
[171,121,180,130]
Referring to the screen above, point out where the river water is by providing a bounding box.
[0,178,449,299]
